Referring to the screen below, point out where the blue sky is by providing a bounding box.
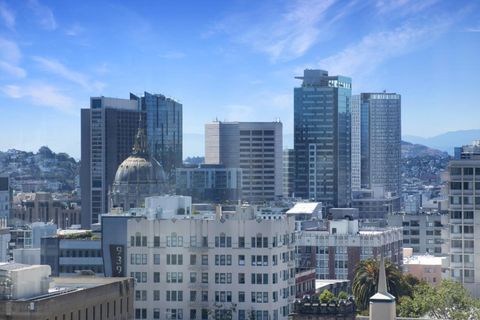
[0,0,479,158]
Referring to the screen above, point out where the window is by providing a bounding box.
[153,254,160,265]
[153,236,160,247]
[238,273,245,284]
[190,291,197,302]
[166,254,183,265]
[153,272,160,283]
[201,255,208,265]
[167,233,183,247]
[166,291,183,302]
[215,254,232,266]
[153,290,160,301]
[239,255,245,266]
[215,234,232,247]
[239,291,245,302]
[190,272,197,283]
[153,309,160,320]
[190,254,197,265]
[201,273,208,283]
[202,291,208,302]
[166,272,183,283]
[239,237,245,248]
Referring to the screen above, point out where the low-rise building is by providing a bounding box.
[387,212,446,255]
[351,187,401,220]
[296,217,402,280]
[12,192,81,228]
[0,219,11,262]
[0,263,133,320]
[102,195,296,320]
[40,229,103,276]
[402,250,445,286]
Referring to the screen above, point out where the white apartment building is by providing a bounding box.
[102,196,296,320]
[443,154,480,297]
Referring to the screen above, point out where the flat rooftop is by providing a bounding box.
[287,203,320,214]
[403,255,445,266]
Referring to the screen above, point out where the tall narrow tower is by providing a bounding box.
[369,257,396,320]
[294,69,352,208]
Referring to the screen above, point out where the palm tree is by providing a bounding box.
[352,258,402,310]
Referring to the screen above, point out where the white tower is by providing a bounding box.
[369,257,396,320]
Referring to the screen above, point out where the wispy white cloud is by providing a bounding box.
[159,51,186,59]
[465,27,480,32]
[0,61,26,78]
[1,84,77,114]
[0,37,26,78]
[33,56,105,92]
[65,23,84,36]
[375,0,438,16]
[0,1,15,29]
[206,0,339,61]
[318,18,452,83]
[28,0,57,30]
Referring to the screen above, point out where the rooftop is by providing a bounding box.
[286,202,321,215]
[404,255,445,266]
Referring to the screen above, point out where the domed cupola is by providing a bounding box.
[109,117,166,210]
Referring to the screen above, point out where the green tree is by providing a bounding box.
[338,291,349,300]
[319,289,335,304]
[352,258,402,310]
[398,280,480,320]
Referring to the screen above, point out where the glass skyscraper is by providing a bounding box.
[294,69,352,208]
[357,92,401,196]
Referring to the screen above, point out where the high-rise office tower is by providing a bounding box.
[444,142,480,297]
[205,121,283,203]
[283,149,295,198]
[357,92,401,196]
[351,95,361,192]
[81,93,182,228]
[294,69,352,208]
[140,92,183,176]
[81,97,144,228]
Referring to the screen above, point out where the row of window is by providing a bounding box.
[130,233,296,248]
[135,307,287,320]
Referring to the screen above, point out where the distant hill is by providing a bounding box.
[0,146,79,192]
[403,129,480,155]
[401,141,449,158]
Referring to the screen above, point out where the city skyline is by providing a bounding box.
[0,0,479,158]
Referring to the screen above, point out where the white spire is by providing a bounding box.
[378,255,388,294]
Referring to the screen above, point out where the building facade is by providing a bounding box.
[141,91,183,177]
[205,121,283,203]
[0,176,11,218]
[294,69,352,208]
[352,188,401,220]
[296,219,403,281]
[356,93,401,196]
[351,95,361,192]
[102,196,296,320]
[40,230,103,276]
[388,212,446,255]
[81,93,182,228]
[283,149,296,198]
[0,263,133,320]
[443,150,480,297]
[81,96,143,228]
[12,192,80,228]
[176,164,242,203]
